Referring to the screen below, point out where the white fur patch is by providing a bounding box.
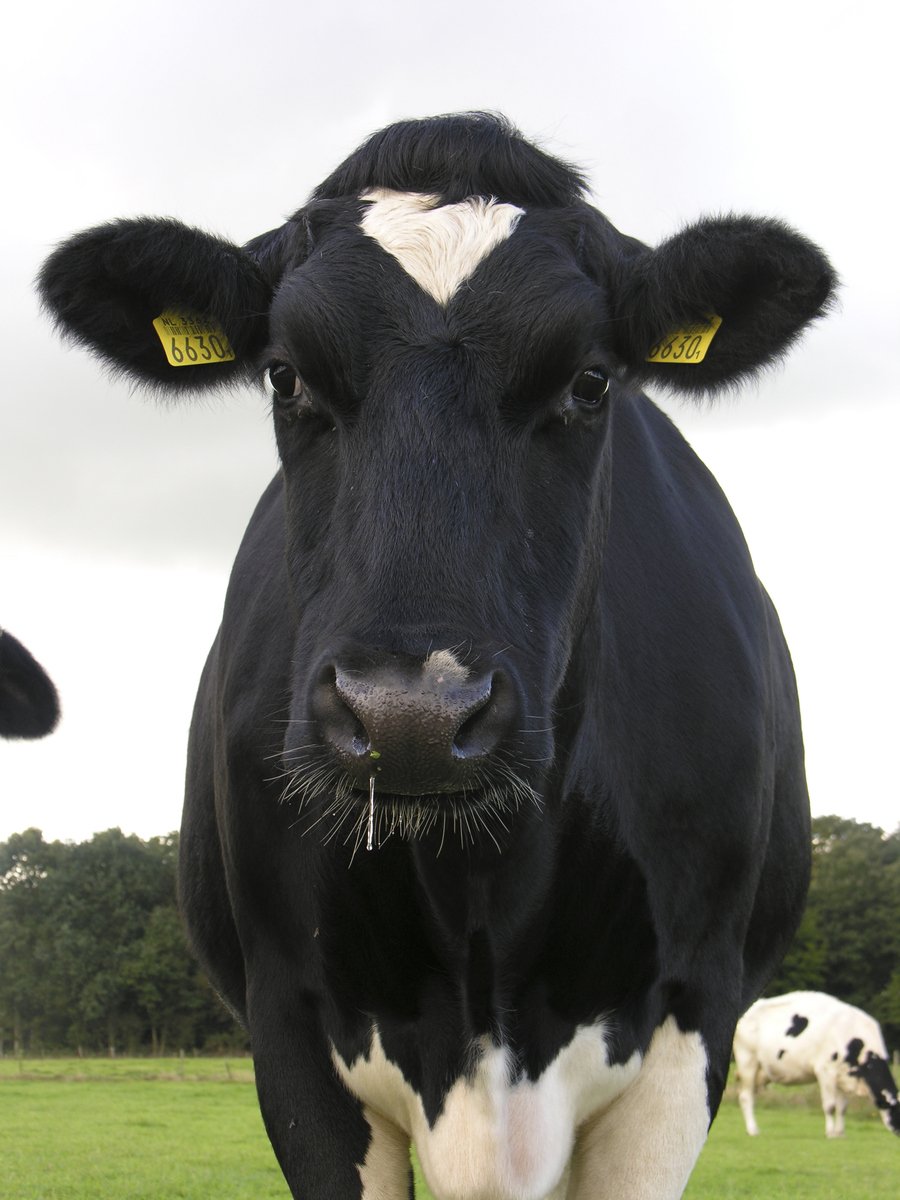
[356,1106,412,1198]
[423,649,469,685]
[566,1017,710,1199]
[333,1023,643,1200]
[360,188,524,306]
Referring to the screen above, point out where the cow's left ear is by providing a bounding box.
[609,216,837,395]
[39,218,274,393]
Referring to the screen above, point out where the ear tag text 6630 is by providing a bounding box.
[152,311,236,367]
[647,314,722,364]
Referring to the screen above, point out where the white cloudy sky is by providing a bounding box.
[2,0,897,843]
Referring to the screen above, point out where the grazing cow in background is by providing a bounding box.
[734,991,900,1138]
[0,628,59,739]
[39,114,834,1200]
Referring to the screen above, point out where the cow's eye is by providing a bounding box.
[572,368,610,408]
[268,362,304,400]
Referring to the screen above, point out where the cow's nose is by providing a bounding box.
[312,655,514,794]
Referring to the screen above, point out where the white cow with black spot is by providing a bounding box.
[734,991,900,1138]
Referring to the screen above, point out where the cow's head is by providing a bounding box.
[39,114,835,851]
[845,1038,900,1135]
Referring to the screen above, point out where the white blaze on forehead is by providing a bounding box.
[360,188,524,306]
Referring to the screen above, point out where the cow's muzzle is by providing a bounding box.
[311,652,517,796]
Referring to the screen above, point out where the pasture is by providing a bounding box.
[1,1058,896,1199]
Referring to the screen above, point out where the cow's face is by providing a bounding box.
[263,195,615,836]
[846,1039,900,1135]
[38,116,834,850]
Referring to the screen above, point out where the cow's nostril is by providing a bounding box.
[453,671,511,761]
[315,666,371,759]
[453,687,496,760]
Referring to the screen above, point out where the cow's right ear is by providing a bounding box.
[39,218,275,393]
[0,630,60,740]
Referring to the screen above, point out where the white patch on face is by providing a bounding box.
[422,648,469,685]
[332,1022,643,1200]
[360,188,524,306]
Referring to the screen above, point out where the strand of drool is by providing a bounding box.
[367,776,376,851]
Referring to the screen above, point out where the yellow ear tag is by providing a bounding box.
[646,314,722,364]
[152,311,236,367]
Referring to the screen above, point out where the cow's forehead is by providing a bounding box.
[359,188,525,306]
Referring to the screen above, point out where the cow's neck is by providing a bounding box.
[408,804,557,949]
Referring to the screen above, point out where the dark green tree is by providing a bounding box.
[0,829,69,1052]
[765,903,827,995]
[874,968,900,1048]
[47,830,177,1054]
[122,903,218,1054]
[0,827,244,1054]
[808,816,899,1008]
[767,816,900,1049]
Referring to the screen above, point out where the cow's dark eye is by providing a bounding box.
[572,368,610,408]
[268,362,304,400]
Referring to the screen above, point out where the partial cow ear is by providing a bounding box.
[243,217,309,286]
[610,216,837,395]
[0,630,60,740]
[39,218,273,392]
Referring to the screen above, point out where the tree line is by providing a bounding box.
[766,815,900,1046]
[1,816,898,1056]
[0,828,239,1056]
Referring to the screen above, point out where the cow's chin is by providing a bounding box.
[275,756,543,857]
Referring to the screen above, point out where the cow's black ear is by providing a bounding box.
[610,216,837,395]
[39,218,273,392]
[0,630,60,740]
[243,217,309,287]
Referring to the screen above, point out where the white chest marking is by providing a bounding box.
[332,1022,642,1200]
[360,188,524,306]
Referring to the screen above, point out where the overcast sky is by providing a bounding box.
[2,0,897,843]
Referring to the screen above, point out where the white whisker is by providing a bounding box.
[275,733,546,861]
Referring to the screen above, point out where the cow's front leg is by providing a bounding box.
[250,990,412,1199]
[736,1081,760,1137]
[732,1044,761,1136]
[817,1071,847,1138]
[565,1017,710,1200]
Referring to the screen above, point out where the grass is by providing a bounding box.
[1,1058,897,1198]
[0,1055,256,1084]
[0,1057,286,1200]
[684,1098,897,1199]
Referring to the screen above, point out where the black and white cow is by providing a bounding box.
[39,114,834,1200]
[734,991,900,1139]
[0,628,59,739]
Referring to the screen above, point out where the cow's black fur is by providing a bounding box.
[39,113,836,1200]
[313,112,587,207]
[851,1052,900,1133]
[786,1013,809,1038]
[0,629,60,739]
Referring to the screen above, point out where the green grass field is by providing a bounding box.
[1,1058,897,1198]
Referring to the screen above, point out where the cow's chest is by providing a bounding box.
[331,1021,642,1200]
